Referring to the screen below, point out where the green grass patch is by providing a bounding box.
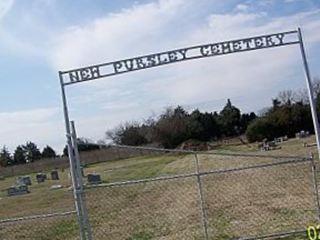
[127,231,154,240]
[87,155,179,183]
[28,219,79,240]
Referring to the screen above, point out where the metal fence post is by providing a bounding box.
[309,153,320,221]
[194,153,209,240]
[298,28,320,161]
[59,72,87,240]
[71,121,93,240]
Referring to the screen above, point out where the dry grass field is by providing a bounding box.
[0,136,319,239]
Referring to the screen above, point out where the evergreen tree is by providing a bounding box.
[0,146,12,167]
[13,146,26,164]
[23,142,41,162]
[219,99,241,136]
[239,112,257,133]
[63,145,69,157]
[188,110,220,141]
[42,145,57,158]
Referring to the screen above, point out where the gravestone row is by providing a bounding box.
[6,170,103,197]
[6,170,60,197]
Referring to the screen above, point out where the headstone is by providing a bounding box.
[261,143,270,151]
[274,137,284,143]
[87,173,102,184]
[7,185,29,196]
[17,176,32,186]
[296,130,310,139]
[50,184,63,190]
[260,140,280,151]
[36,173,47,183]
[51,170,59,180]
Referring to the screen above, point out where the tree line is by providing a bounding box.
[106,99,257,148]
[246,93,314,142]
[0,143,57,167]
[107,78,320,148]
[245,80,320,142]
[0,138,101,167]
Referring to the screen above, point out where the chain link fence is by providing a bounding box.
[81,145,320,240]
[1,145,319,239]
[0,211,80,240]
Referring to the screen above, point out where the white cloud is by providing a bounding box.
[51,0,191,70]
[259,0,275,6]
[0,0,60,58]
[0,108,65,153]
[48,0,320,141]
[235,4,249,12]
[0,0,14,20]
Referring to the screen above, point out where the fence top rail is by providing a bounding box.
[108,144,309,159]
[84,157,311,189]
[0,210,77,225]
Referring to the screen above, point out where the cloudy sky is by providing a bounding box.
[1,0,320,153]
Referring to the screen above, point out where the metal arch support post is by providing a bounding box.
[298,28,320,160]
[59,72,87,240]
[70,121,93,240]
[298,28,320,222]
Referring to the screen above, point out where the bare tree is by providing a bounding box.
[278,90,294,104]
[313,77,320,96]
[284,77,320,104]
[293,88,308,103]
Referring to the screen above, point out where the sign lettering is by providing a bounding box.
[60,30,299,85]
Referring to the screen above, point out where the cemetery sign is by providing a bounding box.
[60,30,299,85]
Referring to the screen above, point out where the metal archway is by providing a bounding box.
[58,28,320,240]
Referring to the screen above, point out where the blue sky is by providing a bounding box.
[1,0,320,153]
